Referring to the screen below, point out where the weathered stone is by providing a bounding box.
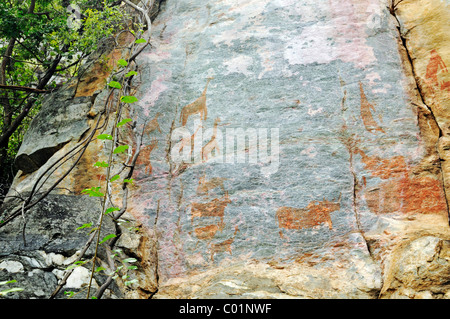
[14,87,91,174]
[0,260,24,273]
[0,195,119,298]
[65,266,98,289]
[379,236,450,297]
[2,0,450,299]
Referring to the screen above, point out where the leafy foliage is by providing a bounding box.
[113,144,129,154]
[0,0,126,198]
[120,95,138,103]
[0,0,152,299]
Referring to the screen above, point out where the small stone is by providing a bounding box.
[66,267,98,289]
[414,291,433,299]
[0,260,24,273]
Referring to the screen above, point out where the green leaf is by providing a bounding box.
[135,38,146,44]
[113,145,129,154]
[76,223,92,231]
[105,207,120,215]
[125,71,138,78]
[65,260,87,270]
[97,134,113,140]
[108,81,122,89]
[94,161,109,168]
[125,279,138,286]
[0,280,17,286]
[81,187,104,197]
[122,258,137,263]
[99,234,117,245]
[64,291,74,297]
[127,265,138,270]
[0,288,24,295]
[120,96,138,104]
[123,178,134,184]
[117,59,128,67]
[110,174,120,182]
[95,267,106,273]
[117,118,132,127]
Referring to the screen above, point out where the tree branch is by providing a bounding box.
[0,53,63,148]
[122,0,152,62]
[0,84,50,94]
[28,0,36,14]
[14,40,45,64]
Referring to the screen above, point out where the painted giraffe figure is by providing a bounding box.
[179,77,213,126]
[202,117,221,162]
[178,124,203,155]
[359,82,385,134]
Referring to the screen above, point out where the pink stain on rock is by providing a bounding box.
[284,0,377,68]
[140,50,172,63]
[329,0,377,69]
[140,70,172,117]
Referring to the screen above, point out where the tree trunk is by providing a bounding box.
[0,38,16,190]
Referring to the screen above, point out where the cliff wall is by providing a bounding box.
[1,0,450,299]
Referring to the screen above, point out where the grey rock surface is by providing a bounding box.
[2,0,450,299]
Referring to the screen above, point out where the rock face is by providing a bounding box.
[1,0,450,299]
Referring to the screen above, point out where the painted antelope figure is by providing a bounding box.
[196,174,227,195]
[138,137,158,175]
[202,117,221,162]
[179,77,213,126]
[194,220,226,241]
[276,194,341,232]
[146,112,162,135]
[191,192,231,222]
[209,225,240,261]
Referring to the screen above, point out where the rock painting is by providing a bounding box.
[179,77,213,126]
[425,49,450,95]
[276,196,341,236]
[137,138,158,175]
[359,82,385,134]
[194,221,225,241]
[209,226,240,262]
[146,112,162,135]
[196,174,227,196]
[202,117,221,162]
[190,172,235,261]
[191,192,231,222]
[356,148,447,215]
